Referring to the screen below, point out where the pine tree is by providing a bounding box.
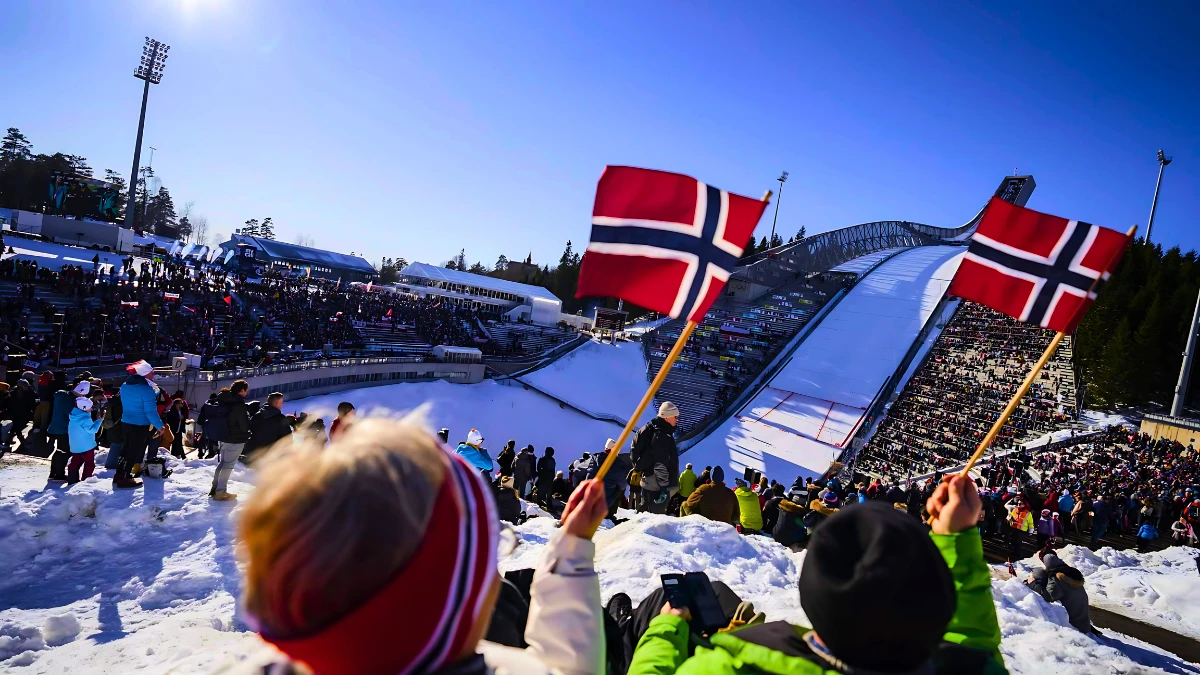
[741,236,758,259]
[65,154,92,177]
[242,218,260,237]
[147,187,178,237]
[259,217,276,240]
[770,233,783,248]
[469,261,488,274]
[525,252,533,265]
[445,259,458,270]
[759,236,768,250]
[455,248,467,271]
[495,254,509,272]
[798,226,806,240]
[558,240,575,270]
[1092,318,1139,406]
[0,128,32,165]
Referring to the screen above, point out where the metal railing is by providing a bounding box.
[197,355,429,381]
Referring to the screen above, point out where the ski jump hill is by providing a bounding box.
[684,245,964,481]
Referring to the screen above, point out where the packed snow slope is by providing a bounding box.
[292,378,625,452]
[3,444,1198,673]
[520,337,653,425]
[686,246,964,482]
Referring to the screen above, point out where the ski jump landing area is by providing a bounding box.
[686,246,965,481]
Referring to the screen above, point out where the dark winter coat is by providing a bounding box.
[762,496,786,533]
[513,449,536,488]
[9,386,35,423]
[1033,553,1092,633]
[632,417,679,491]
[586,451,631,507]
[497,447,516,477]
[48,389,74,435]
[162,405,188,438]
[494,485,522,524]
[771,499,809,548]
[681,481,738,525]
[886,485,907,504]
[536,452,556,493]
[245,405,295,455]
[216,390,252,444]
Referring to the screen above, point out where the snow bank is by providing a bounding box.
[292,378,626,455]
[1010,544,1200,640]
[4,447,1198,673]
[0,456,258,673]
[520,338,652,424]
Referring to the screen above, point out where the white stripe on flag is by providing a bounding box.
[711,190,742,257]
[1041,284,1091,328]
[591,216,699,236]
[971,220,1078,267]
[688,263,730,319]
[1065,224,1106,281]
[584,242,698,318]
[960,251,1047,322]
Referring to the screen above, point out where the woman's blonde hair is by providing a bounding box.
[239,413,445,636]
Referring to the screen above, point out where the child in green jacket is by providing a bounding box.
[628,474,1007,675]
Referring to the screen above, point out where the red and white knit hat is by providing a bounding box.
[258,448,499,674]
[126,360,154,377]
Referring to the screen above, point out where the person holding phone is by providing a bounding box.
[628,475,1005,674]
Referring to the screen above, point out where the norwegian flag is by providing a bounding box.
[576,166,767,322]
[948,197,1131,334]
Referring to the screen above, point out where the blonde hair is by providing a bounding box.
[239,413,446,636]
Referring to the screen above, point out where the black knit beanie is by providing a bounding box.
[799,502,955,671]
[712,465,724,483]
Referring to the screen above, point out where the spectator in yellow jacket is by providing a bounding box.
[734,478,764,533]
[678,463,697,499]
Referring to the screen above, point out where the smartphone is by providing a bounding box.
[743,467,755,483]
[660,572,728,635]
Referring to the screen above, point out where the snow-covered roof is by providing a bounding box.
[232,234,377,274]
[399,262,560,303]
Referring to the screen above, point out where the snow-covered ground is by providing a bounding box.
[4,446,1198,673]
[520,338,652,424]
[292,378,625,454]
[1008,544,1200,641]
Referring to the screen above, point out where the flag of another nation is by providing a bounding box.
[948,197,1131,334]
[576,166,767,322]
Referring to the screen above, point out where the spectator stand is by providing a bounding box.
[856,302,1080,482]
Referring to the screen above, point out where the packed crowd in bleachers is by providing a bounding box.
[858,302,1077,480]
[642,278,841,435]
[0,250,573,373]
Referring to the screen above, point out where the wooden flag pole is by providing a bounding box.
[592,189,775,482]
[592,320,698,481]
[958,224,1137,477]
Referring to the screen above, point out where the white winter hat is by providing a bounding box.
[72,381,91,396]
[466,429,484,446]
[75,397,93,412]
[658,401,680,419]
[604,438,616,450]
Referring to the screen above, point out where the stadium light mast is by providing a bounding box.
[1170,287,1200,417]
[768,171,788,250]
[1145,149,1172,245]
[127,37,170,232]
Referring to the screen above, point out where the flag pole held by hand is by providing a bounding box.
[592,189,774,483]
[958,224,1137,477]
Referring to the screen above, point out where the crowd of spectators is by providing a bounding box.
[0,255,503,372]
[860,302,1076,480]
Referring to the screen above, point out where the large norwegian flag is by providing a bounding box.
[949,197,1131,334]
[576,166,767,322]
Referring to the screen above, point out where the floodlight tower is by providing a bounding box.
[768,171,788,249]
[1145,149,1172,245]
[127,37,170,231]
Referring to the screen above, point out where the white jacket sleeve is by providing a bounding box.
[523,530,605,675]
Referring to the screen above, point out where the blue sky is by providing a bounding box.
[2,1,1196,269]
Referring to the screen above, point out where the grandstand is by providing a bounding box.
[643,277,840,435]
[857,301,1078,480]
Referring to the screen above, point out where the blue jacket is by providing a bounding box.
[47,390,74,435]
[68,408,104,453]
[455,442,494,473]
[119,375,163,430]
[1058,493,1075,513]
[1137,524,1158,540]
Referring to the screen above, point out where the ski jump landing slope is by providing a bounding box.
[686,246,965,481]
